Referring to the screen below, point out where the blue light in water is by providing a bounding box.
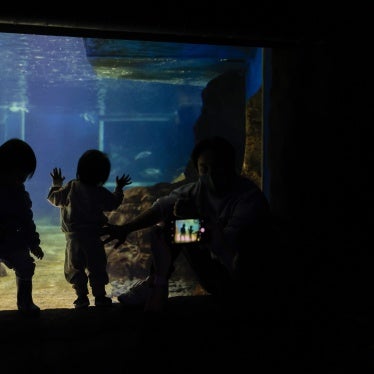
[0,32,262,223]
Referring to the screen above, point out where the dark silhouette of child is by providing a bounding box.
[188,225,193,240]
[47,149,131,308]
[180,223,186,241]
[0,138,44,316]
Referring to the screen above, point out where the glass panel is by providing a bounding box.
[0,31,262,309]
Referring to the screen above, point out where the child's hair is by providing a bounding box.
[76,149,111,185]
[0,138,37,179]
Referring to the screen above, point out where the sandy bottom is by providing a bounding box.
[0,225,201,311]
[0,225,85,310]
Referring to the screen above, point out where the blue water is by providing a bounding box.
[0,32,261,224]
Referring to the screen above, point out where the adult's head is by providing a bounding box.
[0,138,37,184]
[191,136,237,195]
[76,149,111,186]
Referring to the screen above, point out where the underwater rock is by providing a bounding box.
[0,262,7,277]
[105,180,193,281]
[105,70,261,282]
[193,70,246,174]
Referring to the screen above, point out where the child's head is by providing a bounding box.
[76,149,111,186]
[0,138,37,184]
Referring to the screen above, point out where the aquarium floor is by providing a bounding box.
[0,225,202,311]
[0,295,370,373]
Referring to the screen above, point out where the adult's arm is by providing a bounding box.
[101,203,163,248]
[102,182,196,247]
[125,203,163,232]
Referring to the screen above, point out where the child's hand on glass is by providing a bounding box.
[116,174,132,189]
[50,167,65,187]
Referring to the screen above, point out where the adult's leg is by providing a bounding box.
[116,224,181,310]
[182,245,234,300]
[149,223,181,281]
[145,224,182,312]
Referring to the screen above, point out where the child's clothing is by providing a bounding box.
[0,183,42,313]
[47,179,123,306]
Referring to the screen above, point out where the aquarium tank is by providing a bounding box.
[0,31,263,309]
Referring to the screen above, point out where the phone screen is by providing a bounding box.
[172,218,204,244]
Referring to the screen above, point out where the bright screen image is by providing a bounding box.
[173,219,204,243]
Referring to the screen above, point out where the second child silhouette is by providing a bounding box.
[47,149,131,308]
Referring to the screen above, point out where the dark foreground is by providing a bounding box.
[0,295,371,373]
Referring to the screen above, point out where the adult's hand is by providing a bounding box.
[173,198,198,218]
[101,224,130,248]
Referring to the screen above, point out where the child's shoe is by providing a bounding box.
[18,302,41,317]
[16,277,41,317]
[73,295,90,309]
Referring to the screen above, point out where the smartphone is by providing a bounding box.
[171,218,205,244]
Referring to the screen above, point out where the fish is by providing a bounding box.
[8,102,28,113]
[134,150,152,160]
[141,168,162,177]
[80,112,96,124]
